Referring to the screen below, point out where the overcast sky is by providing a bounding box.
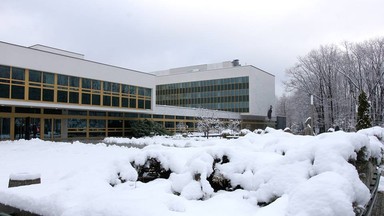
[1,0,384,96]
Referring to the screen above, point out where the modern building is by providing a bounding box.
[0,41,276,141]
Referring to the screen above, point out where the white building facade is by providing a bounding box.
[0,41,275,140]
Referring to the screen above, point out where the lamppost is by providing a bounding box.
[310,94,314,131]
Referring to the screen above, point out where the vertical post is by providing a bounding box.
[40,117,45,140]
[10,107,15,140]
[310,95,314,131]
[0,117,2,139]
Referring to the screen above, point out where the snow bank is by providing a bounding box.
[0,128,383,216]
[103,135,211,147]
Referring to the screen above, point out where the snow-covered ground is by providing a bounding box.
[0,127,383,216]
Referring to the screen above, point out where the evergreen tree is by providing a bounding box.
[131,119,171,137]
[356,91,371,130]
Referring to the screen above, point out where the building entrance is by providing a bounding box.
[14,117,40,140]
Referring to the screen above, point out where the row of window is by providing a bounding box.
[157,83,249,95]
[159,97,249,107]
[156,76,250,112]
[0,65,152,110]
[0,106,198,121]
[158,93,249,102]
[156,76,249,90]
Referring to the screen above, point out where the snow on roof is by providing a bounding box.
[0,128,383,216]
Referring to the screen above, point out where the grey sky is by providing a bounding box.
[1,0,384,96]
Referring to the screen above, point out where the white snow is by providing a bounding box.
[9,173,41,181]
[0,128,383,216]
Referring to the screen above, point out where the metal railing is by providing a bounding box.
[355,169,381,216]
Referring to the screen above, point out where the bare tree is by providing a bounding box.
[284,36,384,131]
[176,122,188,134]
[196,108,221,139]
[227,120,241,134]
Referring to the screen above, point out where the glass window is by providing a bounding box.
[129,98,136,108]
[112,83,120,93]
[67,119,86,128]
[138,87,145,96]
[165,115,174,119]
[82,78,91,89]
[29,70,41,82]
[165,122,174,128]
[122,98,128,107]
[103,82,111,91]
[58,75,68,86]
[138,99,144,109]
[145,100,151,109]
[92,94,100,105]
[57,91,68,102]
[108,120,123,128]
[68,110,87,116]
[89,132,105,137]
[0,84,9,98]
[82,93,90,104]
[103,95,111,106]
[145,88,151,97]
[15,107,40,113]
[43,72,54,84]
[12,67,25,80]
[92,80,100,90]
[0,118,11,140]
[89,111,106,116]
[69,92,79,104]
[108,112,123,117]
[29,87,41,101]
[112,96,119,107]
[44,109,62,114]
[139,114,151,119]
[43,89,54,102]
[153,115,163,119]
[11,86,24,99]
[125,113,138,118]
[0,65,10,78]
[69,76,79,87]
[129,86,136,95]
[89,119,105,128]
[122,85,129,94]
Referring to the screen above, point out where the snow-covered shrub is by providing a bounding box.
[240,129,252,136]
[221,129,232,138]
[131,157,172,183]
[283,127,292,133]
[254,129,264,134]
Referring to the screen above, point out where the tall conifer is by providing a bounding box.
[356,91,371,130]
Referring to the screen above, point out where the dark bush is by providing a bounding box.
[131,119,172,138]
[132,157,172,183]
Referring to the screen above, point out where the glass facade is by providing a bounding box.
[156,76,249,113]
[0,105,198,140]
[0,64,152,110]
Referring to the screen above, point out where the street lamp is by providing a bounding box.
[310,94,314,130]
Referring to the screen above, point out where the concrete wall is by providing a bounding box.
[248,66,275,117]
